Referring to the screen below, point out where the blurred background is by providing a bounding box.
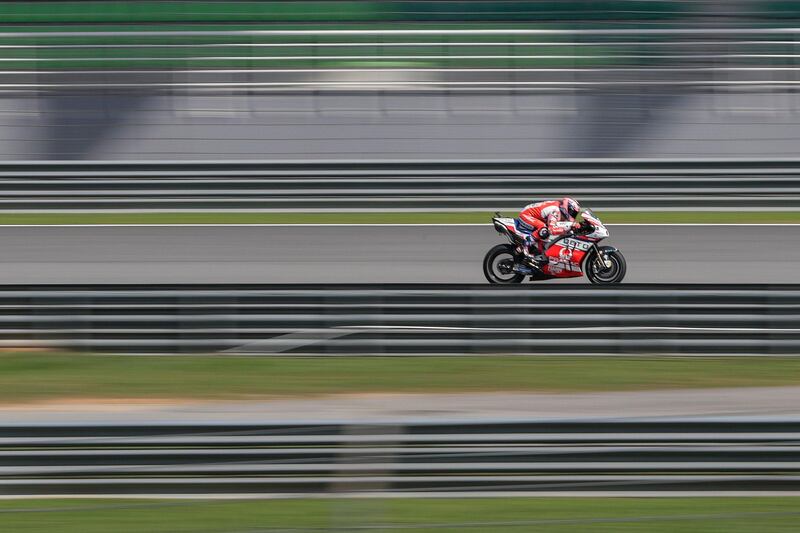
[0,2,800,532]
[2,0,800,160]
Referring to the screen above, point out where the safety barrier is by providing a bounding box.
[1,158,800,211]
[0,418,798,496]
[2,284,798,354]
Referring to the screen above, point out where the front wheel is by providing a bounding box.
[483,244,524,284]
[586,247,626,284]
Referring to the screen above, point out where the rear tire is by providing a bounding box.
[483,244,525,284]
[586,247,626,284]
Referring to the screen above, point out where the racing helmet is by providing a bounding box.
[561,197,581,219]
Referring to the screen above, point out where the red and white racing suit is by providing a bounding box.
[516,200,580,258]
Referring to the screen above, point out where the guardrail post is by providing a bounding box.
[673,289,683,356]
[82,292,93,354]
[230,293,240,355]
[768,287,781,356]
[329,423,399,526]
[375,290,386,355]
[468,290,478,355]
[27,291,44,353]
[177,293,193,355]
[616,289,627,355]
[322,290,332,355]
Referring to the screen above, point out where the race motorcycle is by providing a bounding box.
[483,209,626,284]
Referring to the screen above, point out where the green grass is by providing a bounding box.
[0,497,799,532]
[2,354,800,403]
[1,210,799,225]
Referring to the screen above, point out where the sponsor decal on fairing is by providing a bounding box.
[559,238,592,251]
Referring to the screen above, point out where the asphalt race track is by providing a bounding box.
[0,224,795,284]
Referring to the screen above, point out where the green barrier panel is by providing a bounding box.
[394,1,691,21]
[0,1,692,24]
[0,2,382,23]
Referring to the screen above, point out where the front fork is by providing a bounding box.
[592,244,613,271]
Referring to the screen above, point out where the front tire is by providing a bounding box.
[586,247,626,284]
[483,244,524,284]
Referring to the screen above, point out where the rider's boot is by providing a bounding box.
[526,237,549,266]
[522,253,549,270]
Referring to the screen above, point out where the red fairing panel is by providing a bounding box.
[542,241,589,278]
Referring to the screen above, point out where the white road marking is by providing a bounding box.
[0,491,797,499]
[340,325,800,333]
[0,223,796,228]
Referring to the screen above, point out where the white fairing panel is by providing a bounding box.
[581,210,610,239]
[588,226,609,238]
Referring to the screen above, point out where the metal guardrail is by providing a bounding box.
[1,27,800,93]
[2,284,798,355]
[1,418,799,496]
[2,158,800,211]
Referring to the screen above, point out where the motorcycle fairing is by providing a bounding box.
[542,236,599,278]
[493,217,518,236]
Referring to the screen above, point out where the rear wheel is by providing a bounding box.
[586,248,626,284]
[483,244,525,284]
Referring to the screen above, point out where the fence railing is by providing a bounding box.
[1,158,799,211]
[1,418,799,496]
[2,284,798,354]
[2,28,800,93]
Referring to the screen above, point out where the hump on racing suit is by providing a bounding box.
[517,200,576,243]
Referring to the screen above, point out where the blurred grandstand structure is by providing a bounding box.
[0,1,799,159]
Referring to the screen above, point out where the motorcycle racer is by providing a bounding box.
[514,197,582,273]
[485,206,626,284]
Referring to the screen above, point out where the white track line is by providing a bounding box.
[0,223,797,228]
[0,491,798,499]
[341,325,800,333]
